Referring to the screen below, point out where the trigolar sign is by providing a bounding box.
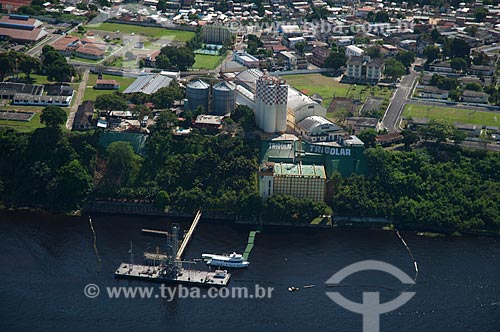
[308,144,351,156]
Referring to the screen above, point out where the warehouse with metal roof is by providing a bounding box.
[124,72,178,95]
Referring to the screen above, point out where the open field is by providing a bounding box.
[86,23,195,41]
[284,74,393,108]
[83,74,136,101]
[194,54,225,70]
[403,104,500,127]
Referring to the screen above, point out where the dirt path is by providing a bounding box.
[66,69,90,130]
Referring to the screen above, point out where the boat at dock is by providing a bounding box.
[202,252,250,268]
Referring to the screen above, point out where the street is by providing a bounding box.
[381,71,418,132]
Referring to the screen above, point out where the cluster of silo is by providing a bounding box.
[255,75,288,133]
[186,79,210,112]
[186,79,236,115]
[212,81,236,115]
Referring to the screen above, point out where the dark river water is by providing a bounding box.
[0,212,499,332]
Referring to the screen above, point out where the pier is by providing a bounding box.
[176,209,202,260]
[114,209,228,286]
[141,229,169,237]
[242,229,261,261]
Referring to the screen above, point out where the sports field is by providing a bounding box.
[87,23,195,41]
[403,104,500,127]
[193,54,225,70]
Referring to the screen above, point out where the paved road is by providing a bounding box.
[381,71,418,132]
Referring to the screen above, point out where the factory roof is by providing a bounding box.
[287,87,322,112]
[297,116,342,133]
[124,73,174,95]
[273,163,326,179]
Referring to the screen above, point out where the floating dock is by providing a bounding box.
[115,209,231,286]
[114,263,230,286]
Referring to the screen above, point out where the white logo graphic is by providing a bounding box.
[326,260,416,332]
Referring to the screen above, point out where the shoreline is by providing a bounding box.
[1,205,499,238]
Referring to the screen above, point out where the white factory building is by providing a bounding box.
[234,69,327,132]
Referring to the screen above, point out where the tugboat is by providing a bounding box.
[202,252,250,268]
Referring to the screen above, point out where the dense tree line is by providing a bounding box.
[0,127,95,212]
[94,119,261,216]
[332,147,500,232]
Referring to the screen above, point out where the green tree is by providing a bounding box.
[0,52,15,81]
[395,50,415,69]
[359,129,378,147]
[19,55,41,79]
[423,45,441,64]
[105,142,142,186]
[475,7,488,22]
[384,59,405,81]
[53,159,92,210]
[95,93,128,113]
[365,46,381,58]
[231,105,256,131]
[451,57,467,72]
[40,106,67,128]
[324,51,347,70]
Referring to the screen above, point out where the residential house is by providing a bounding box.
[345,45,364,58]
[95,79,120,90]
[462,90,489,104]
[309,46,330,67]
[469,64,495,77]
[72,100,95,131]
[418,86,449,100]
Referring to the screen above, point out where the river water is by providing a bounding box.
[0,212,499,332]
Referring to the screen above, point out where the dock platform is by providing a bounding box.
[114,263,231,286]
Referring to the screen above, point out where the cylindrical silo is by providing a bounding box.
[275,80,288,133]
[186,79,210,112]
[212,81,236,115]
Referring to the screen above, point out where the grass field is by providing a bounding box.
[83,75,135,101]
[193,54,225,70]
[0,112,42,132]
[403,104,500,127]
[284,74,393,107]
[83,74,136,101]
[87,23,195,41]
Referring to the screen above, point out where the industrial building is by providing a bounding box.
[260,134,367,181]
[0,82,74,107]
[255,75,288,133]
[212,81,236,115]
[0,15,47,44]
[124,72,179,95]
[233,69,327,130]
[186,79,210,112]
[259,162,326,202]
[297,116,345,143]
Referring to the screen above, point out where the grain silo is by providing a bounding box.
[255,75,288,133]
[212,81,236,115]
[186,79,210,112]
